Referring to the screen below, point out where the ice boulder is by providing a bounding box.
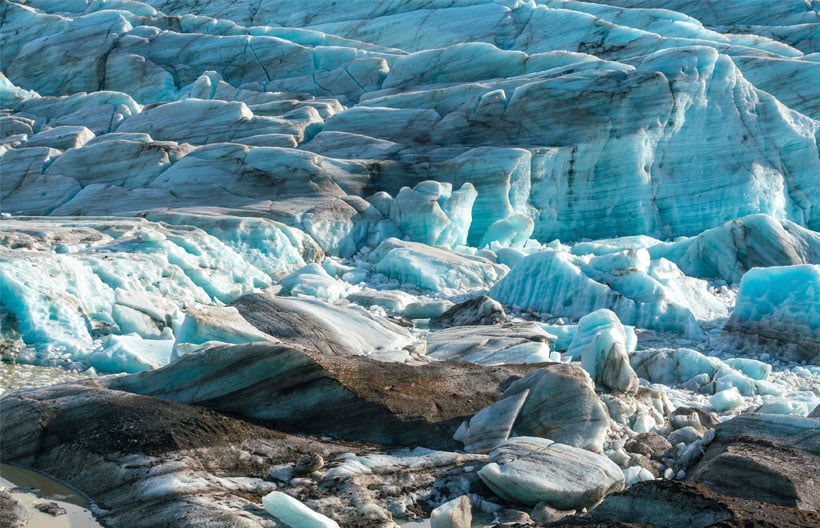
[262,491,339,528]
[477,437,624,509]
[722,265,820,364]
[87,334,174,373]
[389,181,477,248]
[280,263,348,302]
[510,364,610,452]
[429,495,471,528]
[173,304,275,358]
[567,310,639,393]
[370,238,508,292]
[490,249,725,336]
[631,348,724,387]
[454,390,531,453]
[429,295,508,329]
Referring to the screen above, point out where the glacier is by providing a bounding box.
[1,0,819,527]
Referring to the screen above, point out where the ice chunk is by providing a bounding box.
[651,215,820,284]
[491,249,725,336]
[430,495,472,528]
[262,491,339,528]
[709,387,745,412]
[389,181,477,248]
[454,390,530,453]
[370,238,508,292]
[631,348,723,387]
[231,293,415,360]
[722,265,820,364]
[567,310,639,393]
[428,323,552,366]
[280,263,348,302]
[506,365,610,453]
[87,334,174,373]
[173,304,275,358]
[724,358,771,381]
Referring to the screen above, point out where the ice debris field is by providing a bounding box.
[0,0,819,526]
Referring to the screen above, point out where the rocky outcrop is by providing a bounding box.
[581,480,820,528]
[0,381,351,528]
[685,413,820,510]
[109,341,536,450]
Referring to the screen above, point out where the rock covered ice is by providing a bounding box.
[1,0,819,527]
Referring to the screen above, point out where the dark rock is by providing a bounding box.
[35,502,66,516]
[109,342,536,450]
[293,454,324,476]
[0,490,28,527]
[430,295,508,329]
[686,413,820,510]
[624,432,673,459]
[577,480,820,528]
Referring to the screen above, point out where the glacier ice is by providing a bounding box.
[262,491,340,528]
[723,264,820,364]
[490,247,725,336]
[1,1,820,525]
[0,3,816,440]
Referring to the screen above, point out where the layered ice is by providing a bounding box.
[723,265,820,364]
[490,248,726,336]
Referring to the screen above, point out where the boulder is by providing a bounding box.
[429,295,508,328]
[585,480,820,528]
[508,364,611,453]
[567,309,639,393]
[477,437,624,509]
[686,413,820,510]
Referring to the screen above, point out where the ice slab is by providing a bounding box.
[370,238,508,292]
